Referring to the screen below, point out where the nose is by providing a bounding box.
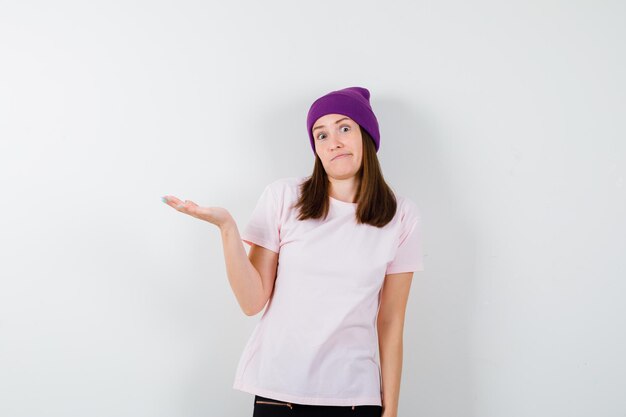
[327,132,343,149]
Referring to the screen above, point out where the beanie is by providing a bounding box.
[306,86,380,154]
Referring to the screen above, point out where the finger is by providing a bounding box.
[179,200,199,212]
[162,195,183,207]
[161,196,198,213]
[178,199,199,211]
[163,197,187,211]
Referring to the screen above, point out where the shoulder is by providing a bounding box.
[393,192,421,223]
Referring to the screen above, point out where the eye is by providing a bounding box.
[340,125,350,132]
[316,132,326,140]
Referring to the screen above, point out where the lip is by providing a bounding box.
[331,153,351,161]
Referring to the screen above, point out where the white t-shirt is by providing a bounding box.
[232,176,425,406]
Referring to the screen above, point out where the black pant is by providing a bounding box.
[253,395,383,417]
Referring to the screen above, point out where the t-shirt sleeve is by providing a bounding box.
[385,200,425,274]
[240,184,281,253]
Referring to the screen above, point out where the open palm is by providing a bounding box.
[162,195,232,228]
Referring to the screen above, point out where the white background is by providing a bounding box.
[1,1,624,416]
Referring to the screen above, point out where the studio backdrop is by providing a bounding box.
[0,1,624,416]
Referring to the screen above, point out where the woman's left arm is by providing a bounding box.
[377,271,414,417]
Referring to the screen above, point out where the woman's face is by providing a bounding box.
[312,114,363,180]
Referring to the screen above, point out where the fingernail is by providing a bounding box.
[161,196,168,203]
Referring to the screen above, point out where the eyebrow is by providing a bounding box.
[312,117,350,131]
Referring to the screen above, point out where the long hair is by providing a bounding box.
[292,125,397,228]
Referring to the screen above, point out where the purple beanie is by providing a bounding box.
[306,86,380,154]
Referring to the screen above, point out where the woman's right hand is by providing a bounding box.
[162,195,233,229]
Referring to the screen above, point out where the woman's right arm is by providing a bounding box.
[219,220,276,316]
[161,195,276,316]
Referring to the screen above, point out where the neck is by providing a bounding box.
[328,177,359,203]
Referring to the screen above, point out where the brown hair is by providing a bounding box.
[292,126,397,228]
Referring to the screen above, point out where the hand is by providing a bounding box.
[162,195,233,229]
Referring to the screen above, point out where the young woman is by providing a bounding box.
[162,87,424,417]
